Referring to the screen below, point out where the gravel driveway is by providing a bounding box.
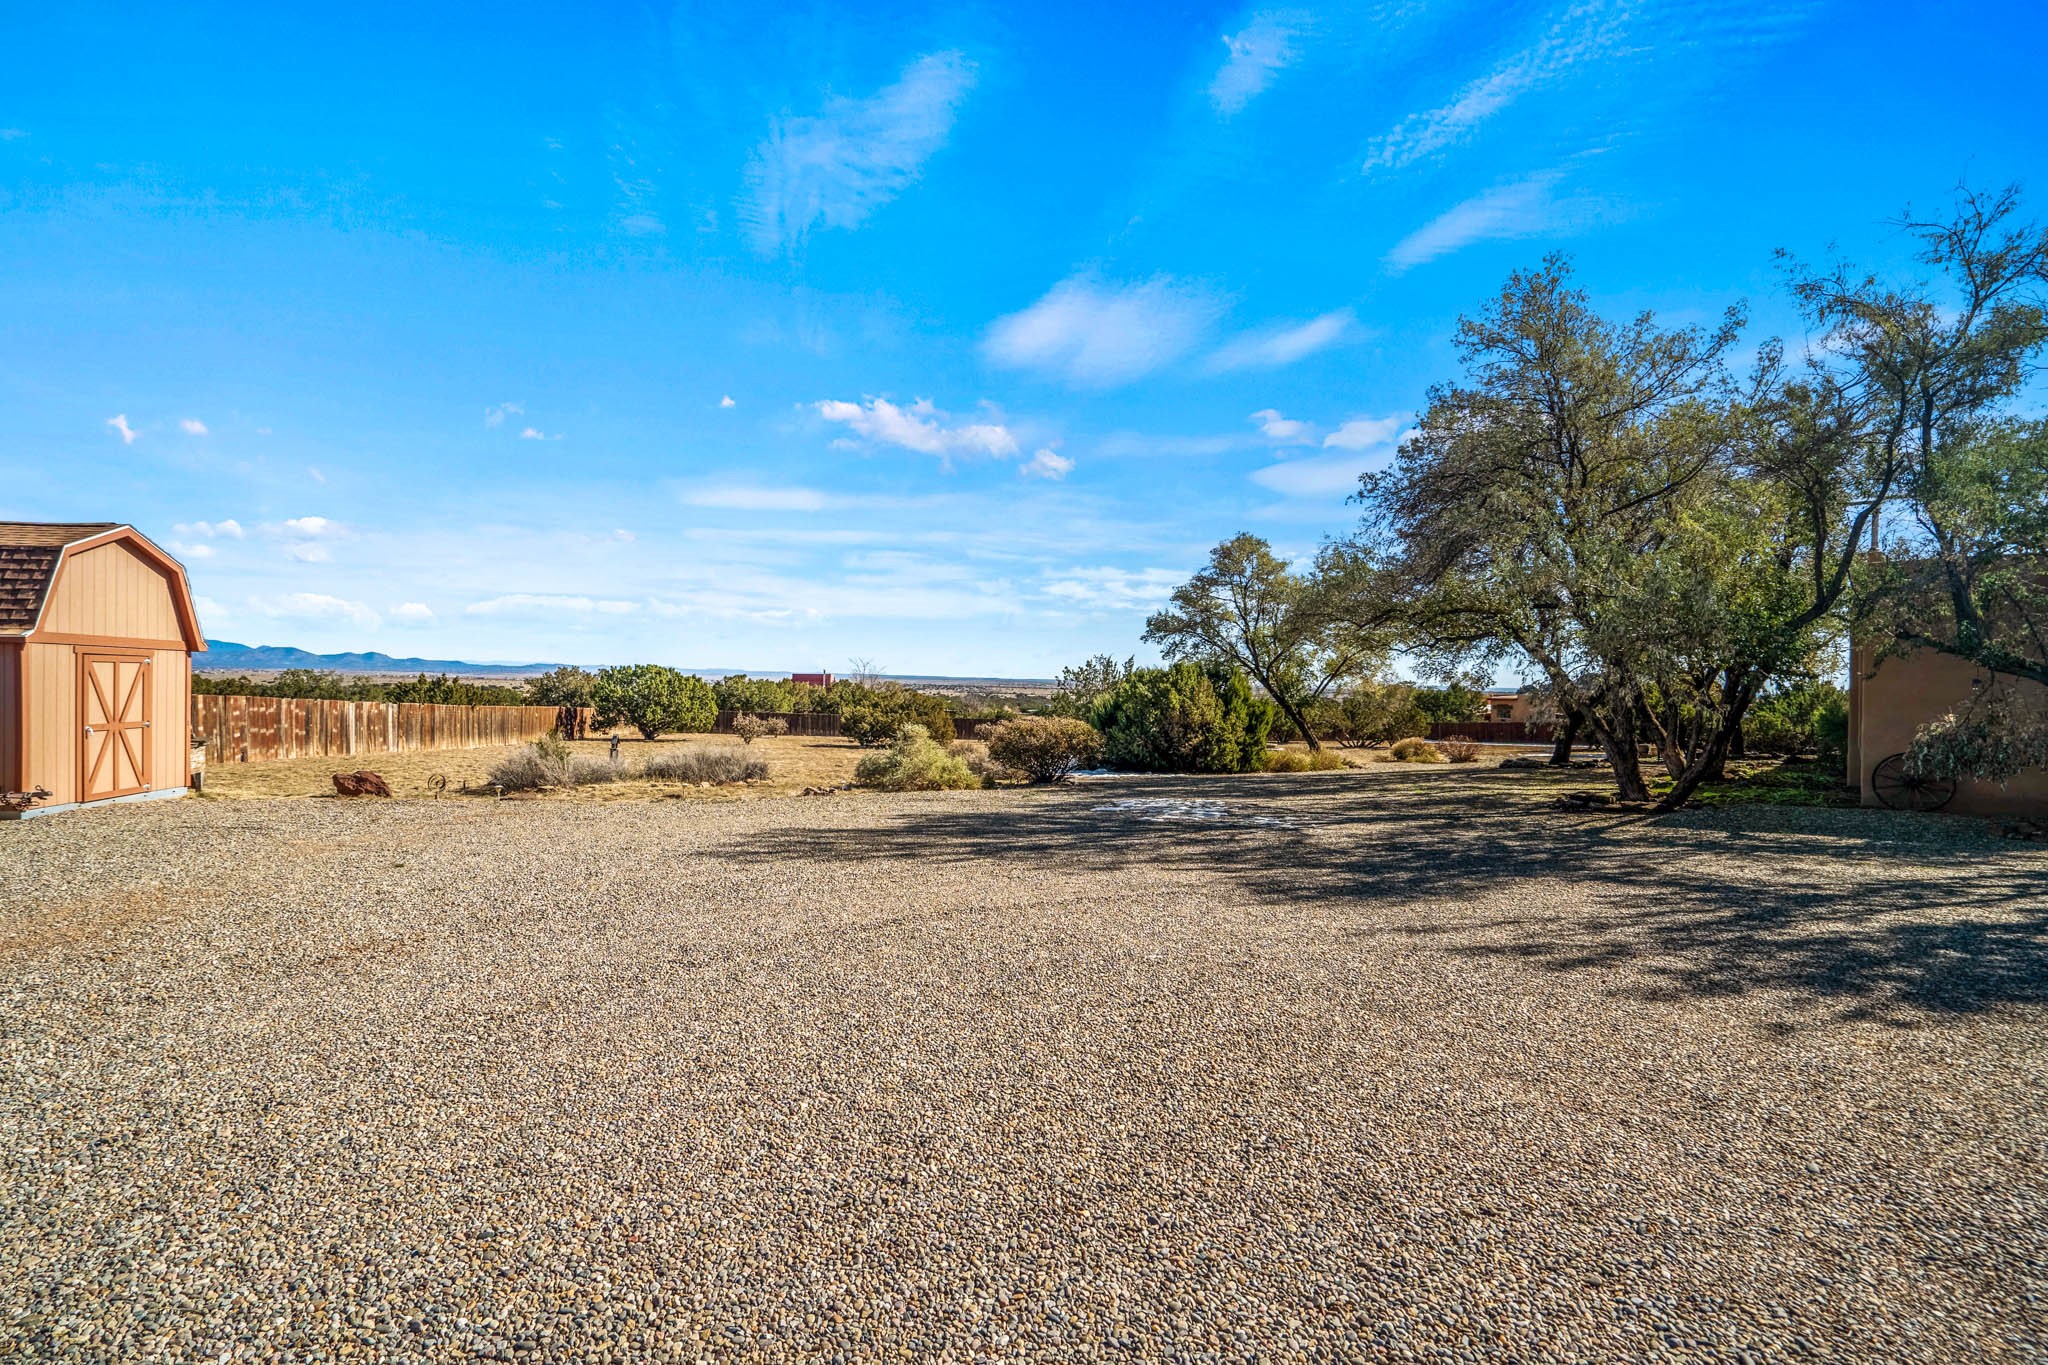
[4,768,2044,1362]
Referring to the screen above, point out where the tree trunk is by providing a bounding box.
[1548,709,1583,766]
[1275,696,1321,751]
[1592,707,1652,803]
[1655,726,1736,811]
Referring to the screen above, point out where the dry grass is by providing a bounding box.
[199,732,866,803]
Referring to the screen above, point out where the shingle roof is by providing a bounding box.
[0,523,121,634]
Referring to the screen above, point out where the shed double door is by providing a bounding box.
[79,652,152,801]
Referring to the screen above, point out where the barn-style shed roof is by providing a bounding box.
[0,522,206,649]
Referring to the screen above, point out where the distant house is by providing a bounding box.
[1,522,207,817]
[789,672,833,688]
[1483,688,1533,723]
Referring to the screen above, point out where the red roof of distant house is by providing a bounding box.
[789,672,833,687]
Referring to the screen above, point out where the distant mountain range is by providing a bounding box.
[199,641,563,677]
[196,640,1052,687]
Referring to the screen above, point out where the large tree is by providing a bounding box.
[1144,534,1390,751]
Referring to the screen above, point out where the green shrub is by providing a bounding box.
[639,745,768,784]
[592,665,716,739]
[713,674,800,714]
[1386,737,1448,763]
[854,724,979,791]
[1262,747,1351,772]
[1746,681,1849,756]
[836,685,955,746]
[1093,662,1276,773]
[1412,685,1486,725]
[947,740,1004,787]
[524,666,597,710]
[986,716,1102,783]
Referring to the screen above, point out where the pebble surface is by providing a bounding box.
[2,768,2044,1362]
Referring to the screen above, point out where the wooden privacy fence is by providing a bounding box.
[1429,720,1556,743]
[709,710,1005,741]
[193,695,589,764]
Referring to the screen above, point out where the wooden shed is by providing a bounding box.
[1,523,206,818]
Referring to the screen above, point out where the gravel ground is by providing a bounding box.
[3,766,2044,1363]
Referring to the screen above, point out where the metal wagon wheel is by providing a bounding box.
[1870,752,1957,812]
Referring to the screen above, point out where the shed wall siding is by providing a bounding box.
[0,645,19,790]
[149,645,192,787]
[40,540,185,642]
[23,641,76,806]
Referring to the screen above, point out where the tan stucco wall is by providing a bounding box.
[1851,641,2048,818]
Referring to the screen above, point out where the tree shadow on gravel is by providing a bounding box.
[730,769,2048,1023]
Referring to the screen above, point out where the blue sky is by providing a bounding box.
[4,1,2043,676]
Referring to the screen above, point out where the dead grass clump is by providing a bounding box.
[640,746,768,785]
[1263,748,1351,772]
[1385,737,1449,764]
[571,756,629,785]
[490,743,574,791]
[947,739,1006,787]
[1439,737,1482,763]
[731,714,790,744]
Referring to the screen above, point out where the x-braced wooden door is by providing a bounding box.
[79,653,152,801]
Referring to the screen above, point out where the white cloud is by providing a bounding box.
[519,426,548,440]
[1250,453,1376,498]
[1210,13,1302,115]
[464,594,640,618]
[193,594,225,623]
[175,518,244,539]
[1041,566,1185,612]
[612,528,636,542]
[1020,447,1074,480]
[388,602,436,624]
[286,544,331,563]
[1361,3,1621,174]
[1250,409,1316,444]
[253,592,381,630]
[0,129,26,141]
[744,50,976,254]
[1323,414,1407,449]
[170,542,214,559]
[179,417,208,436]
[485,401,523,428]
[1206,308,1356,371]
[106,414,137,445]
[281,515,338,537]
[720,395,737,408]
[684,485,831,512]
[983,275,1223,387]
[306,467,326,484]
[1385,171,1587,270]
[815,397,1019,460]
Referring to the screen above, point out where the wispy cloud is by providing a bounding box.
[1040,566,1185,612]
[1020,447,1074,480]
[984,275,1224,388]
[280,515,339,537]
[0,129,26,142]
[744,51,976,254]
[519,426,554,441]
[175,518,244,539]
[815,397,1018,460]
[720,395,737,409]
[1361,2,1622,174]
[389,602,436,624]
[1250,409,1317,444]
[484,402,523,428]
[106,414,138,445]
[252,592,381,630]
[1206,308,1356,371]
[465,593,640,618]
[1250,453,1376,498]
[684,485,831,512]
[1210,12,1304,115]
[1323,414,1407,449]
[1386,170,1605,269]
[179,417,208,436]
